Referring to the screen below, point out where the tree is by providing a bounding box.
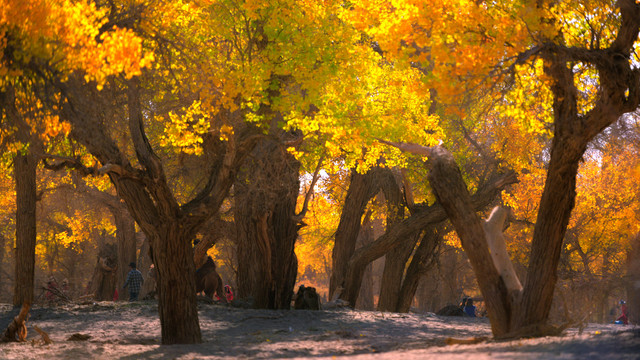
[347,0,640,337]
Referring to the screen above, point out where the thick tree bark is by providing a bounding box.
[426,146,511,336]
[13,151,37,307]
[513,1,640,329]
[151,221,201,343]
[235,138,300,309]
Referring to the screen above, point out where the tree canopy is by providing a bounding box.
[1,0,639,344]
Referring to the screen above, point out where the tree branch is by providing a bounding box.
[293,152,325,222]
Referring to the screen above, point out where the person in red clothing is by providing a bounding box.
[616,300,629,325]
[615,300,629,325]
[215,285,234,303]
[224,285,234,302]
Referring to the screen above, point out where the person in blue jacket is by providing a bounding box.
[464,298,477,317]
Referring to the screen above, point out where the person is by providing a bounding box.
[216,284,234,302]
[616,300,629,325]
[224,285,234,302]
[123,262,144,301]
[460,297,468,310]
[464,298,477,317]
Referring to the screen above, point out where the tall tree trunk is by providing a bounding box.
[329,168,385,300]
[376,176,409,312]
[626,232,640,325]
[355,212,375,310]
[13,151,37,307]
[151,221,201,343]
[426,146,512,336]
[396,226,441,313]
[235,138,300,309]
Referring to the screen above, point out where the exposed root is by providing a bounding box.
[1,302,31,342]
[33,325,52,345]
[67,333,91,341]
[445,336,488,345]
[495,322,571,341]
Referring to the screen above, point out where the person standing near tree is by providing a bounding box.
[123,262,144,301]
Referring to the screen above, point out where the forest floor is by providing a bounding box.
[0,300,638,359]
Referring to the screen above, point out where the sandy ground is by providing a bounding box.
[0,300,638,359]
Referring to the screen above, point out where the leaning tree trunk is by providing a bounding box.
[13,151,37,307]
[329,168,383,300]
[354,211,375,310]
[235,138,300,309]
[395,225,442,313]
[376,174,411,312]
[426,146,512,336]
[626,232,640,325]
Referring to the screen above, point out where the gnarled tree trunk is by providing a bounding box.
[150,221,201,343]
[235,138,300,309]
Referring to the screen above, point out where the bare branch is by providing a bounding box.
[294,152,325,222]
[42,154,99,176]
[376,139,433,157]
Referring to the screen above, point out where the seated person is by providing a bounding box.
[463,298,477,317]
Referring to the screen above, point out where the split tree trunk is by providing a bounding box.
[13,151,37,307]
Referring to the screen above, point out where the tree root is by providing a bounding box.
[1,302,31,342]
[495,322,571,341]
[445,336,488,345]
[33,325,52,344]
